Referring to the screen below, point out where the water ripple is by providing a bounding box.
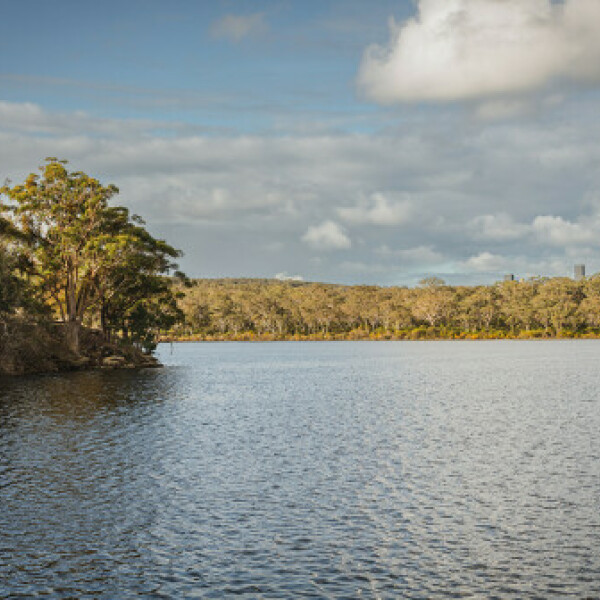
[1,340,600,598]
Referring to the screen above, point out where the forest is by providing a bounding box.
[171,275,600,341]
[0,159,184,374]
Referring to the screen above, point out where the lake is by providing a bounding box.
[1,340,600,598]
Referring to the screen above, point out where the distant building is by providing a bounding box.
[574,264,586,280]
[504,274,515,282]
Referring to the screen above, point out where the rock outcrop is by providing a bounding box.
[0,318,161,377]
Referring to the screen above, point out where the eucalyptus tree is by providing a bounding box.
[93,213,184,348]
[1,158,183,353]
[1,159,120,351]
[412,280,455,328]
[0,245,22,314]
[577,275,600,329]
[458,285,499,331]
[498,279,538,333]
[533,278,583,334]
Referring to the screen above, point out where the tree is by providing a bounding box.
[90,209,183,345]
[412,284,454,328]
[1,158,183,354]
[458,286,499,331]
[419,276,446,288]
[0,244,23,315]
[498,279,537,333]
[533,278,583,335]
[577,275,600,329]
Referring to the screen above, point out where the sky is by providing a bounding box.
[2,0,600,285]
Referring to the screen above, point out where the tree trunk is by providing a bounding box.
[65,318,80,355]
[101,304,110,341]
[65,273,80,354]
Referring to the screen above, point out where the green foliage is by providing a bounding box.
[172,276,600,340]
[0,245,23,313]
[419,276,446,288]
[0,241,47,317]
[1,158,184,353]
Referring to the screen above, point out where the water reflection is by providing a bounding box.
[1,341,600,598]
[1,369,171,419]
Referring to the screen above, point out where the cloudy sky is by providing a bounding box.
[2,0,600,285]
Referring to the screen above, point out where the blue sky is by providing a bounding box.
[2,0,600,284]
[1,0,408,132]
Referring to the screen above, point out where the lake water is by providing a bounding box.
[1,340,600,598]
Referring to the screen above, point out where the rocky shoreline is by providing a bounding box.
[0,319,161,377]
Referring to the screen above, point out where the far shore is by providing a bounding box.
[160,330,600,343]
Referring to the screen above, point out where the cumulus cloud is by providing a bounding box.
[2,100,600,283]
[143,184,283,222]
[211,13,267,42]
[532,215,597,246]
[469,213,600,249]
[302,221,351,250]
[358,0,600,105]
[338,192,412,225]
[468,213,529,241]
[464,251,510,272]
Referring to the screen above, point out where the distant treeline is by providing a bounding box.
[170,276,600,340]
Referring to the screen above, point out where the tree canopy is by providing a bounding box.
[171,275,600,340]
[1,158,184,354]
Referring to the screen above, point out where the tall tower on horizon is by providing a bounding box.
[574,264,585,280]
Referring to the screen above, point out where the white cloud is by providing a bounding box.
[464,251,510,272]
[338,192,412,225]
[302,221,351,250]
[469,213,600,249]
[147,184,283,222]
[474,99,534,120]
[468,213,529,241]
[358,0,600,105]
[274,272,304,281]
[532,215,596,246]
[3,100,600,282]
[211,13,267,42]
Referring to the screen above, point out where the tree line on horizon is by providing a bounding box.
[4,159,600,351]
[0,159,184,356]
[173,275,600,340]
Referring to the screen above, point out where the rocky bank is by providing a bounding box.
[0,317,160,377]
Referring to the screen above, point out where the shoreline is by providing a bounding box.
[0,355,162,379]
[0,322,162,378]
[160,331,600,343]
[0,353,162,379]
